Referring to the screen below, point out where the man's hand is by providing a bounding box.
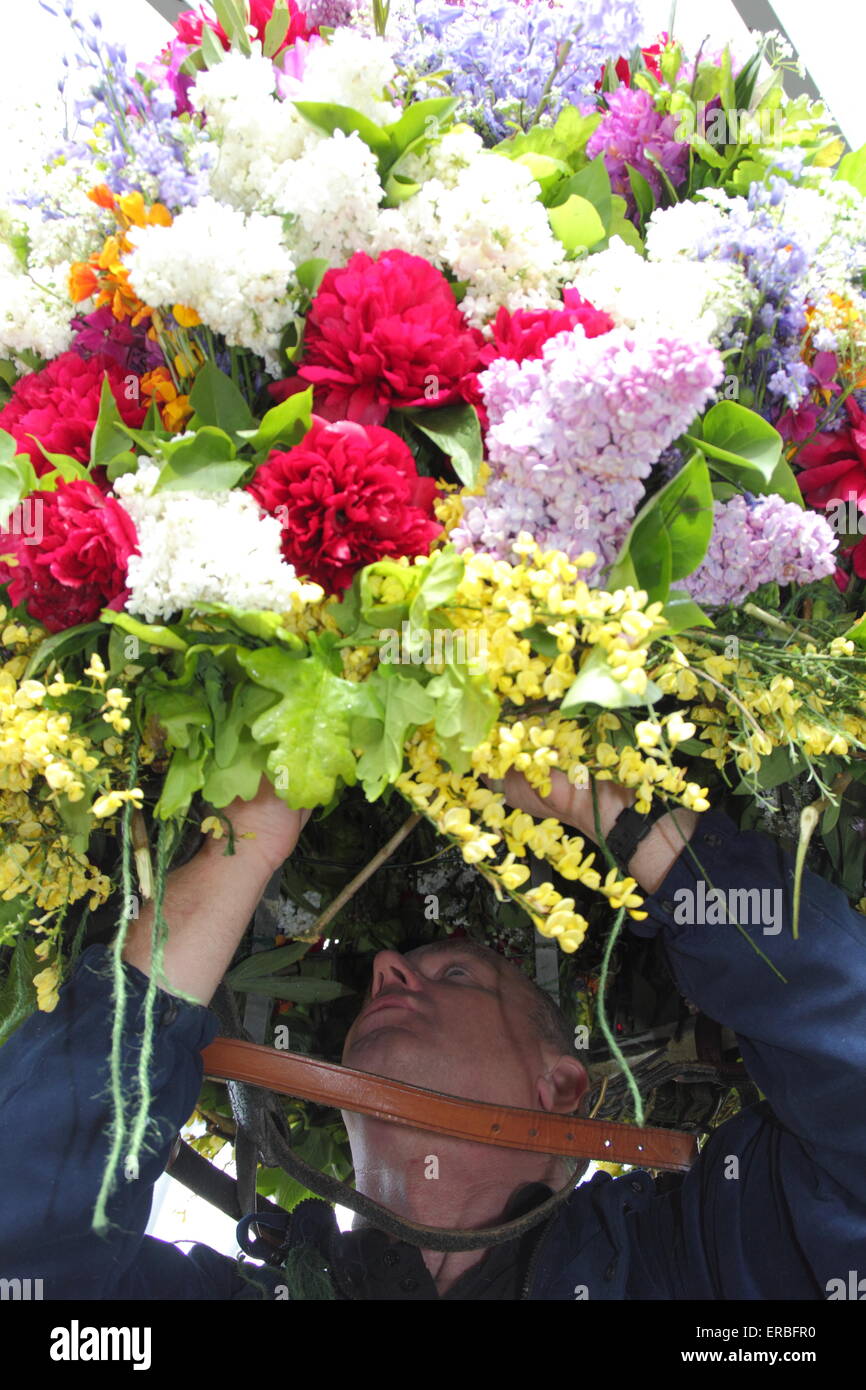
[498,767,699,894]
[215,778,312,875]
[122,776,311,1004]
[497,767,633,842]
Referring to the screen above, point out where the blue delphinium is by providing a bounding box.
[39,0,211,211]
[695,178,812,418]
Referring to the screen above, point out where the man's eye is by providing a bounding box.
[444,964,469,979]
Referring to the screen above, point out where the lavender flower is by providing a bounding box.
[392,0,643,142]
[682,493,837,606]
[451,324,723,573]
[692,180,812,416]
[45,4,211,210]
[586,87,688,215]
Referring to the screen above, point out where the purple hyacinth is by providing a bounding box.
[682,493,837,606]
[586,86,688,216]
[451,324,723,574]
[393,0,643,142]
[693,179,812,417]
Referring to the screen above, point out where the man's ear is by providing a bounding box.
[536,1055,589,1115]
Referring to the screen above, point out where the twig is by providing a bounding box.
[743,602,795,636]
[306,812,423,940]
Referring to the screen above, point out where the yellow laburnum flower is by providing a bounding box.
[665,711,696,746]
[84,653,108,684]
[33,961,61,1012]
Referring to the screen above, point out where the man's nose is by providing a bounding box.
[370,950,424,999]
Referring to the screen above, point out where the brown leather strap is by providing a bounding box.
[201,1037,698,1173]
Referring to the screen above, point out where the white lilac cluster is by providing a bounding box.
[113,464,323,621]
[280,28,400,124]
[374,132,566,328]
[268,129,384,266]
[451,325,724,571]
[0,105,111,366]
[191,52,313,214]
[568,236,756,346]
[0,242,74,367]
[124,198,299,372]
[683,494,838,607]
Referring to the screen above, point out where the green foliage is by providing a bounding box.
[399,402,483,487]
[559,646,662,714]
[684,401,802,505]
[606,451,714,602]
[238,638,367,808]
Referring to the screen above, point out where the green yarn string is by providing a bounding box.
[596,905,644,1128]
[281,1244,337,1300]
[123,818,171,1178]
[590,783,645,1130]
[93,745,139,1235]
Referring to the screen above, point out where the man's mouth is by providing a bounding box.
[362,994,419,1022]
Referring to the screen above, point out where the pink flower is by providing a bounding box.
[274,250,484,426]
[0,353,146,478]
[460,289,614,427]
[0,480,138,632]
[248,417,441,595]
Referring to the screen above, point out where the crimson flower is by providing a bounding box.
[175,0,316,53]
[274,249,485,426]
[0,480,138,632]
[0,352,146,478]
[797,396,866,580]
[459,289,615,427]
[248,417,442,595]
[595,37,666,89]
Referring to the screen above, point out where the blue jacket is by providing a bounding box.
[1,810,864,1299]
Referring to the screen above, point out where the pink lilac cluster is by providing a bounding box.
[683,494,837,606]
[586,87,689,218]
[451,325,723,573]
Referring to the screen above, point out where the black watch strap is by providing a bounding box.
[605,800,669,874]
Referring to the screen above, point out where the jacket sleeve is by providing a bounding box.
[627,809,866,1299]
[0,944,279,1299]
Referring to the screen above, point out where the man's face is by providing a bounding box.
[341,940,566,1111]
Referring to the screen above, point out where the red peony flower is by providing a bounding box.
[797,396,866,582]
[0,480,138,632]
[459,289,615,428]
[248,417,442,595]
[280,249,485,426]
[175,1,316,54]
[0,352,147,478]
[595,36,667,90]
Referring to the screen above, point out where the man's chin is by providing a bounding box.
[342,1027,435,1088]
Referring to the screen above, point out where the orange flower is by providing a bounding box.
[173,303,202,328]
[141,367,194,433]
[88,184,117,211]
[69,262,99,303]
